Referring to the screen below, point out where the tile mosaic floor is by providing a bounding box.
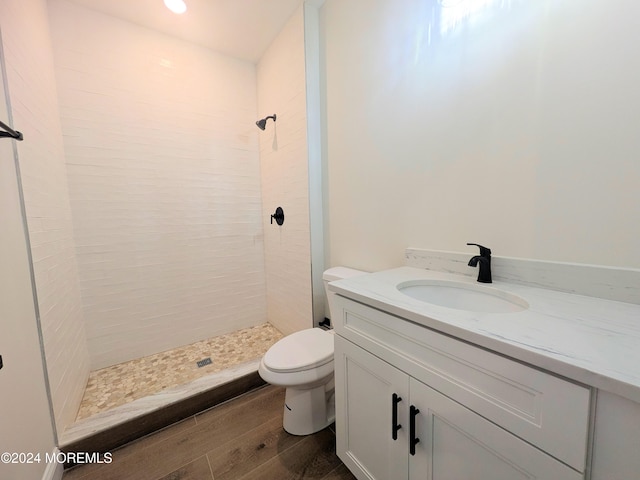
[76,323,283,420]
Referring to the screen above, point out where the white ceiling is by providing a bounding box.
[67,0,304,63]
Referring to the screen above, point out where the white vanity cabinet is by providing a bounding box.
[333,296,591,480]
[334,335,410,479]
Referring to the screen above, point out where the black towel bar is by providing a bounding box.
[0,119,23,141]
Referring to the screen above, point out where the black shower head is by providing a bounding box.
[256,114,277,130]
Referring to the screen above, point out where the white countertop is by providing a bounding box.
[329,266,640,404]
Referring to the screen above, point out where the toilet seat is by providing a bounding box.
[263,328,333,373]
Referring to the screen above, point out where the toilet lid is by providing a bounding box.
[263,328,334,373]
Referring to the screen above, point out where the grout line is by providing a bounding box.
[321,463,350,480]
[232,434,320,480]
[194,384,270,425]
[119,415,198,457]
[205,453,215,480]
[149,454,209,480]
[200,405,302,479]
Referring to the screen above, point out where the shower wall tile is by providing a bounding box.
[47,0,267,369]
[1,0,90,434]
[257,6,313,335]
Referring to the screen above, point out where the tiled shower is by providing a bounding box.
[10,0,314,439]
[75,324,283,420]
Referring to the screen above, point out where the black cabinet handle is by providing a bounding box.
[392,393,402,440]
[409,405,420,455]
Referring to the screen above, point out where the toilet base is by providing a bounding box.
[283,384,335,435]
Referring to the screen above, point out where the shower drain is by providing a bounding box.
[196,357,213,368]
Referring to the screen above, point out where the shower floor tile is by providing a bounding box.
[76,323,283,420]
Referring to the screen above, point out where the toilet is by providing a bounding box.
[258,266,366,435]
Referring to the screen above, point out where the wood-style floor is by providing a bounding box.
[63,385,356,480]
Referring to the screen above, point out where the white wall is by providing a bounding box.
[47,0,267,369]
[257,6,313,335]
[0,0,89,436]
[320,0,640,271]
[0,19,57,480]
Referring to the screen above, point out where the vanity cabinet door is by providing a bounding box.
[335,335,409,480]
[408,378,583,480]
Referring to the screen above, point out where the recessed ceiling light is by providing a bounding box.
[164,0,187,15]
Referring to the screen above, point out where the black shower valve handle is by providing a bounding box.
[467,243,491,257]
[271,207,284,226]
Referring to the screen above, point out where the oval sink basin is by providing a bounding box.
[397,280,529,313]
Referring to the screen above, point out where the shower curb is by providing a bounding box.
[60,371,265,468]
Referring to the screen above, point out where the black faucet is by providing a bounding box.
[467,243,492,283]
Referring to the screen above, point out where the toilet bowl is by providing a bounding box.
[258,266,366,435]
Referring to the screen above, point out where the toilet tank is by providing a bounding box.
[323,267,367,321]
